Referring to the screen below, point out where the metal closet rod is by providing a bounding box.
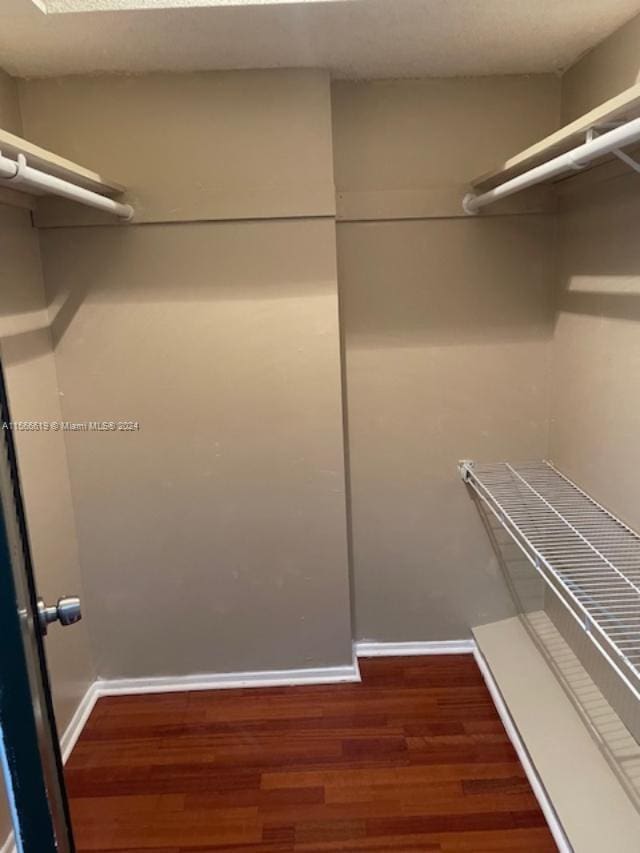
[462,115,640,214]
[0,151,134,220]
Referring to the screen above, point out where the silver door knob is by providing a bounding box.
[37,596,82,635]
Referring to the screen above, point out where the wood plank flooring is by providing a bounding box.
[66,655,556,851]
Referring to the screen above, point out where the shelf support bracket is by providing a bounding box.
[586,124,640,175]
[458,460,474,482]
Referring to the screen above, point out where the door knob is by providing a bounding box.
[37,596,82,636]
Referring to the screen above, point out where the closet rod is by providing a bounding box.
[0,152,134,220]
[463,116,640,214]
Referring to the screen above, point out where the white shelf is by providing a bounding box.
[474,616,640,853]
[0,126,124,196]
[471,81,640,192]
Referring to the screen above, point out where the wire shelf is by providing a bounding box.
[461,460,640,700]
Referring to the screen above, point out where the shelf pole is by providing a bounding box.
[0,152,134,220]
[463,116,640,214]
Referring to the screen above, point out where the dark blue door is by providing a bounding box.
[0,362,75,852]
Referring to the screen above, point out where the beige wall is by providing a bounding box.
[333,77,559,641]
[16,71,563,667]
[18,69,335,225]
[0,68,21,134]
[562,12,640,122]
[0,69,94,843]
[0,201,96,842]
[541,11,640,753]
[14,65,616,669]
[551,13,640,530]
[39,218,353,676]
[0,202,95,724]
[550,174,640,530]
[333,77,560,196]
[20,70,354,678]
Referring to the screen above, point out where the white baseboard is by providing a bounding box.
[95,657,361,697]
[355,639,475,657]
[472,646,571,853]
[59,682,100,764]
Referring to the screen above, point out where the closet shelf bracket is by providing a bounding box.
[458,460,474,483]
[586,124,640,175]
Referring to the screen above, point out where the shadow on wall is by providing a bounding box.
[0,327,55,369]
[0,204,58,369]
[556,173,640,325]
[337,215,555,348]
[549,168,640,532]
[2,217,337,360]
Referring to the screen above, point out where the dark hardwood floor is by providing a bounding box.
[66,655,556,851]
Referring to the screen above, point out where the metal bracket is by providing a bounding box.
[458,460,474,482]
[586,124,640,174]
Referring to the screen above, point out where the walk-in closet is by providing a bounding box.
[2,1,640,850]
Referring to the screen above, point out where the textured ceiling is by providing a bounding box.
[43,0,344,10]
[2,0,640,79]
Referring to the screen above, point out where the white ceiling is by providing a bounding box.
[1,0,640,79]
[42,0,352,9]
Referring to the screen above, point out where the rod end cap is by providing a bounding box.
[462,193,479,215]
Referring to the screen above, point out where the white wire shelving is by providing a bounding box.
[460,460,640,701]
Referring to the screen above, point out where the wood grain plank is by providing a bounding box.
[67,656,555,851]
